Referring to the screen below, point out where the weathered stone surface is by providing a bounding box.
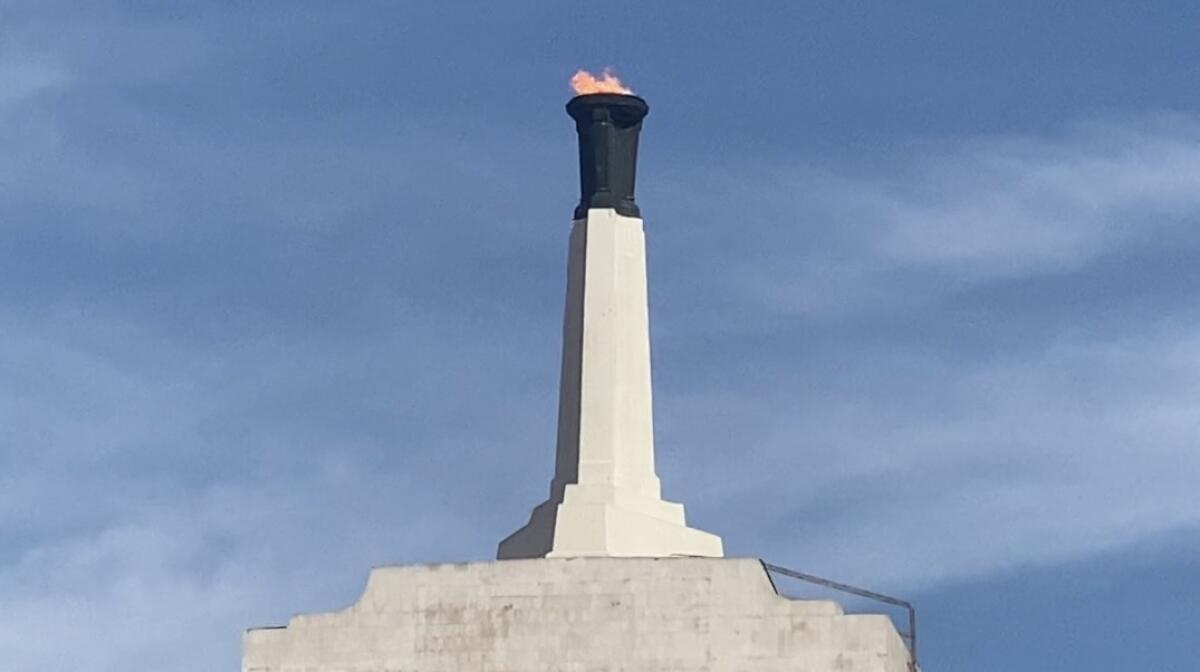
[243,557,910,672]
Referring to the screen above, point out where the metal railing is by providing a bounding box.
[762,561,918,672]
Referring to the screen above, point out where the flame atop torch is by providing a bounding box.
[570,68,634,96]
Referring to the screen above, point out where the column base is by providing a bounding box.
[497,485,724,560]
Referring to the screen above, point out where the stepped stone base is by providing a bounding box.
[242,557,910,672]
[497,484,724,559]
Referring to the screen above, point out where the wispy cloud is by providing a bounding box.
[650,116,1200,589]
[0,61,69,109]
[663,320,1200,587]
[869,118,1200,274]
[652,116,1200,320]
[0,309,543,671]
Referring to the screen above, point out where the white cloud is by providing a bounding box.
[654,116,1200,319]
[0,311,523,670]
[666,322,1200,589]
[0,61,69,109]
[0,475,479,671]
[648,118,1200,589]
[869,119,1200,274]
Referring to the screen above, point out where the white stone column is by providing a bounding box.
[497,208,723,559]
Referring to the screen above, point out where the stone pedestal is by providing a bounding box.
[243,557,911,672]
[243,96,916,672]
[497,209,722,560]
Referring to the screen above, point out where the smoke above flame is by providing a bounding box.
[570,68,633,96]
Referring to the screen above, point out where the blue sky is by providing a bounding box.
[2,2,1199,670]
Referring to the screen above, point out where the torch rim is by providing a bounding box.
[566,93,649,115]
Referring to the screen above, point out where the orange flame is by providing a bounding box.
[570,68,633,96]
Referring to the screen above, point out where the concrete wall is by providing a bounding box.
[243,557,910,672]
